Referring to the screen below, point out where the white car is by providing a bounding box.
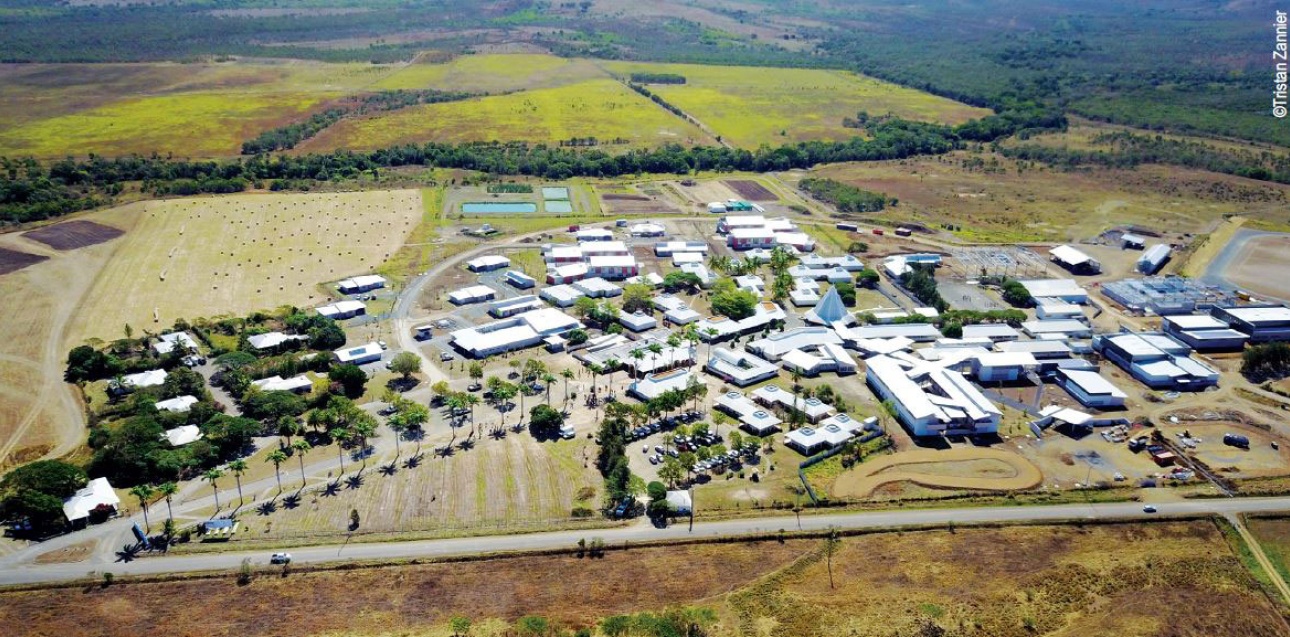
[270,552,292,564]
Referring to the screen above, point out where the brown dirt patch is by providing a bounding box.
[1220,233,1290,303]
[33,539,96,565]
[0,247,49,275]
[602,194,650,201]
[23,220,124,251]
[724,179,776,201]
[0,540,813,636]
[832,447,1043,498]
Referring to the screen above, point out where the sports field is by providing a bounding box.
[602,61,991,148]
[68,190,423,343]
[1200,229,1290,303]
[830,447,1044,499]
[298,79,716,152]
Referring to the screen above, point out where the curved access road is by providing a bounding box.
[5,496,1290,587]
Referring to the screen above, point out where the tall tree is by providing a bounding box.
[228,459,248,506]
[157,481,178,529]
[129,483,155,534]
[203,468,224,511]
[291,439,312,487]
[266,449,288,493]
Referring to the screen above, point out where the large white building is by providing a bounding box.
[333,342,383,365]
[748,327,844,360]
[466,255,510,272]
[1211,305,1290,343]
[1049,245,1101,274]
[785,413,876,456]
[1056,369,1127,408]
[705,347,779,386]
[628,368,697,401]
[448,285,497,306]
[451,308,582,358]
[865,355,1001,437]
[1018,279,1088,304]
[337,274,387,294]
[317,299,366,320]
[1094,332,1219,390]
[715,391,783,435]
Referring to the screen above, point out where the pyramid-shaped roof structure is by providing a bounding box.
[805,285,854,326]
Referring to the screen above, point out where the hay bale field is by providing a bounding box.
[296,79,716,152]
[69,190,422,343]
[602,61,992,148]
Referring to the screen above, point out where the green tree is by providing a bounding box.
[529,404,565,438]
[662,270,701,292]
[129,483,155,533]
[291,439,312,486]
[0,460,87,531]
[450,616,472,637]
[621,282,654,313]
[203,468,224,511]
[646,480,668,501]
[266,449,288,492]
[329,363,368,398]
[389,351,421,380]
[856,268,880,288]
[157,481,179,529]
[227,459,248,506]
[710,283,757,320]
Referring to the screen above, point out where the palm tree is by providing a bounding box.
[330,427,352,473]
[629,349,645,380]
[445,393,465,442]
[703,327,719,361]
[684,327,701,369]
[351,414,377,470]
[277,416,300,446]
[604,358,620,396]
[647,342,664,374]
[291,439,312,486]
[266,449,288,493]
[542,372,557,406]
[588,363,602,394]
[493,383,517,430]
[129,484,155,534]
[203,468,224,511]
[157,482,178,529]
[228,459,248,506]
[461,393,481,438]
[561,369,575,408]
[387,414,407,457]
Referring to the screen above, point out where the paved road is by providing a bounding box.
[5,496,1290,587]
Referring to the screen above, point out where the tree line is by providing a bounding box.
[241,89,480,154]
[799,177,894,213]
[629,73,686,84]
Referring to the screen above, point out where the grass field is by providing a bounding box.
[810,151,1290,243]
[0,60,393,158]
[601,61,991,148]
[297,79,716,152]
[68,190,423,344]
[0,520,1280,637]
[372,53,607,93]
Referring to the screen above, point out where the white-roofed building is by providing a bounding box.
[970,352,1037,382]
[748,327,844,360]
[785,413,874,456]
[665,305,701,326]
[865,355,1001,437]
[694,301,787,341]
[679,262,715,287]
[1049,245,1101,274]
[1056,369,1127,408]
[1211,305,1290,343]
[715,391,783,435]
[451,308,581,358]
[573,277,622,298]
[156,395,198,413]
[448,284,497,306]
[163,424,203,447]
[1034,297,1085,320]
[790,288,821,306]
[653,241,708,256]
[547,262,590,284]
[846,323,942,342]
[544,245,584,264]
[628,368,697,401]
[1019,279,1088,304]
[1121,233,1147,249]
[629,222,667,237]
[1095,332,1219,390]
[467,255,510,272]
[804,287,853,326]
[540,284,585,307]
[1137,244,1172,275]
[154,332,199,355]
[997,340,1073,359]
[250,375,313,393]
[717,214,767,233]
[579,240,630,257]
[1021,320,1092,339]
[247,331,307,351]
[751,385,835,422]
[800,254,864,271]
[727,227,777,250]
[63,477,119,524]
[672,251,705,266]
[587,255,639,280]
[705,347,779,386]
[774,232,816,252]
[317,299,366,320]
[489,295,544,318]
[122,369,167,389]
[618,311,658,332]
[962,324,1022,342]
[506,270,537,289]
[334,342,383,365]
[1161,314,1250,351]
[574,228,614,242]
[337,274,387,294]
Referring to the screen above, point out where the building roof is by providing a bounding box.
[962,324,1021,340]
[748,327,843,359]
[672,252,705,265]
[665,306,701,324]
[1164,314,1230,330]
[317,299,366,318]
[579,240,628,254]
[154,332,199,355]
[629,368,698,400]
[587,255,637,268]
[334,342,383,363]
[546,245,583,261]
[467,255,510,270]
[507,270,537,283]
[805,286,850,326]
[629,223,666,236]
[574,228,614,240]
[1050,244,1094,266]
[1022,319,1090,335]
[250,375,313,392]
[247,332,307,350]
[63,477,119,522]
[156,395,198,413]
[618,311,659,331]
[848,324,942,341]
[490,295,544,315]
[751,385,835,418]
[974,352,1038,368]
[573,277,622,295]
[550,262,590,280]
[338,274,386,290]
[123,369,167,388]
[706,347,779,384]
[449,284,496,303]
[1059,369,1127,398]
[1219,305,1290,325]
[163,424,203,446]
[1019,279,1087,300]
[997,340,1073,355]
[541,284,585,305]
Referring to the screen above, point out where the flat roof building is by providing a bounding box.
[337,274,387,294]
[1056,369,1127,408]
[751,385,835,422]
[489,295,544,318]
[540,284,585,307]
[466,255,510,272]
[1095,332,1219,390]
[334,342,383,365]
[618,311,658,332]
[785,413,875,456]
[748,327,843,361]
[451,308,581,358]
[448,284,497,306]
[1161,314,1250,351]
[705,347,779,386]
[1211,305,1290,343]
[865,355,1001,437]
[573,277,623,298]
[715,391,783,435]
[317,299,366,320]
[1018,279,1088,304]
[1050,245,1101,274]
[506,270,537,289]
[962,324,1022,342]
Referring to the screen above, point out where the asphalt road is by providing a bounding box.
[6,496,1290,587]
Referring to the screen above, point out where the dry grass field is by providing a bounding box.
[68,190,422,344]
[297,79,715,152]
[0,521,1281,637]
[372,53,607,93]
[601,61,990,148]
[809,151,1290,243]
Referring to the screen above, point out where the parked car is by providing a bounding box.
[649,456,660,465]
[270,552,292,564]
[467,382,482,392]
[560,424,576,440]
[1143,505,1158,513]
[439,351,455,361]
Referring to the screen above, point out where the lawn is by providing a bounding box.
[372,53,607,93]
[601,61,991,148]
[297,79,716,152]
[68,190,423,343]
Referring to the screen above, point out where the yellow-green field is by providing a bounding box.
[602,61,991,148]
[297,79,716,152]
[68,190,423,343]
[372,53,606,93]
[0,60,395,158]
